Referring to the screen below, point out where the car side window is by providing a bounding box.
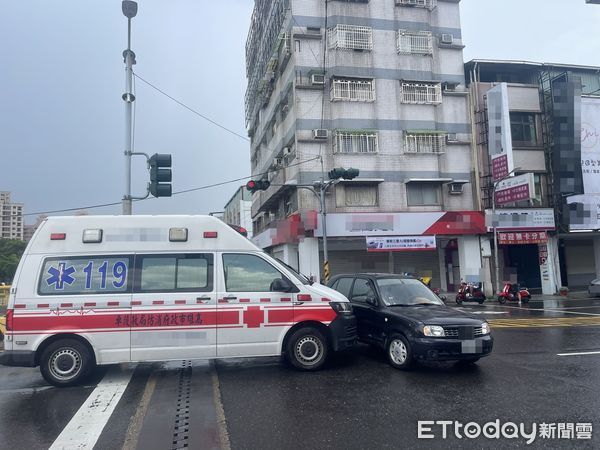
[350,278,375,304]
[222,253,286,292]
[137,254,213,293]
[335,277,354,299]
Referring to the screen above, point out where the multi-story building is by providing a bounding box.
[245,0,486,288]
[223,186,254,237]
[0,192,24,241]
[465,60,600,293]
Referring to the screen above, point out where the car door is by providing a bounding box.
[130,253,216,362]
[217,252,297,358]
[349,277,383,344]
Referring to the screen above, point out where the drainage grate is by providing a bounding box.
[172,360,192,449]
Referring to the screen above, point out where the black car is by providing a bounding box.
[328,273,493,369]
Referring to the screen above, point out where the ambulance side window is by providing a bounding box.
[136,254,213,293]
[222,254,285,292]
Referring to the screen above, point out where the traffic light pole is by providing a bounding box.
[319,183,330,282]
[122,2,137,215]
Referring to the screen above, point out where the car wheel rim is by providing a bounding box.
[49,348,82,381]
[389,339,407,365]
[295,336,323,366]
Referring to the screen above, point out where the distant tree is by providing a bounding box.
[0,239,27,283]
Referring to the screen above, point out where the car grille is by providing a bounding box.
[442,326,482,339]
[443,327,459,337]
[473,326,485,337]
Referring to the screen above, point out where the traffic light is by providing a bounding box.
[246,179,270,193]
[149,153,172,197]
[328,167,359,180]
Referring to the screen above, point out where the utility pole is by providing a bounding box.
[122,1,138,215]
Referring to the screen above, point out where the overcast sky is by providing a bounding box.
[1,0,600,223]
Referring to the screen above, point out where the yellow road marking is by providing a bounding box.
[489,316,600,328]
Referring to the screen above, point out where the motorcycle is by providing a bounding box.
[455,281,486,305]
[497,282,531,304]
[418,276,447,302]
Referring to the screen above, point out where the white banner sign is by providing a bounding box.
[567,96,600,230]
[485,208,555,231]
[486,83,514,181]
[366,236,436,252]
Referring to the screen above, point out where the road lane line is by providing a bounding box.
[122,370,157,450]
[211,361,231,450]
[49,364,134,450]
[490,304,600,316]
[557,351,600,357]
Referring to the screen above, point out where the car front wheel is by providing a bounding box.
[285,327,329,371]
[387,335,414,370]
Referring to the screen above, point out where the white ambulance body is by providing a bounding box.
[1,216,356,386]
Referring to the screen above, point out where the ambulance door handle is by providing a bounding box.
[223,295,238,302]
[292,301,303,306]
[196,296,211,303]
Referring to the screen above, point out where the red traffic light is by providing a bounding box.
[246,180,256,191]
[246,179,270,192]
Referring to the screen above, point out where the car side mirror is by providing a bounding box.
[270,278,293,293]
[366,295,378,307]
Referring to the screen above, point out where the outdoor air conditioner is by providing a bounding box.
[313,129,329,140]
[441,34,454,45]
[449,183,463,195]
[446,133,458,143]
[311,74,325,85]
[282,146,291,156]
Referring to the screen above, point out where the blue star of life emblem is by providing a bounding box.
[46,262,76,290]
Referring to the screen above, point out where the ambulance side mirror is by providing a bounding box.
[270,278,294,293]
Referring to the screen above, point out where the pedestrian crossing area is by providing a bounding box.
[489,316,600,328]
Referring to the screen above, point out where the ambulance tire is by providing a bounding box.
[39,338,94,387]
[286,327,329,371]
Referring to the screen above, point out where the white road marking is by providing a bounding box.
[492,304,600,317]
[49,364,135,450]
[557,351,600,357]
[463,311,509,315]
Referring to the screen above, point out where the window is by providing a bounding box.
[400,82,442,104]
[397,30,433,55]
[138,254,213,292]
[38,256,132,295]
[404,132,446,153]
[327,24,373,51]
[350,278,376,303]
[407,183,441,206]
[337,184,379,207]
[510,112,538,146]
[395,0,437,9]
[334,130,378,153]
[333,277,354,298]
[223,253,285,292]
[331,78,375,102]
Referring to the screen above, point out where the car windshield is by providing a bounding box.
[376,278,444,306]
[275,258,311,285]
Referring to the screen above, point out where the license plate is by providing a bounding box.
[461,340,482,354]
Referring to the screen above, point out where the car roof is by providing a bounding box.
[330,273,416,281]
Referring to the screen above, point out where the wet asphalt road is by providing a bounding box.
[1,297,600,449]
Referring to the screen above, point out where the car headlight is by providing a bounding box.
[481,322,491,335]
[423,325,445,337]
[330,301,353,315]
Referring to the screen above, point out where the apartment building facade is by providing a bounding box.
[245,0,485,288]
[223,186,254,237]
[0,192,24,241]
[465,60,600,293]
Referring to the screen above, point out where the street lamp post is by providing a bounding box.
[122,1,138,215]
[492,167,520,295]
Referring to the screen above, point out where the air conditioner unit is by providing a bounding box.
[441,34,454,45]
[313,129,329,140]
[449,183,463,195]
[283,146,291,156]
[446,133,458,142]
[443,82,457,92]
[311,74,325,85]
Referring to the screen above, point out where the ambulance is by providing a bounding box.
[0,215,356,386]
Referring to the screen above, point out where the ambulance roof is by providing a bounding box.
[28,215,261,254]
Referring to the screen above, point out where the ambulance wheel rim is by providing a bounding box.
[389,339,407,365]
[49,348,82,380]
[295,335,323,365]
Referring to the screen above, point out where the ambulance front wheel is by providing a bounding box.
[39,338,94,387]
[286,327,329,371]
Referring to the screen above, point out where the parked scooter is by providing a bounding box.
[497,282,531,304]
[455,281,486,305]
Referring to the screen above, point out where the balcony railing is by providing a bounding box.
[334,131,378,154]
[395,0,437,10]
[331,79,375,102]
[328,24,373,51]
[400,82,442,104]
[397,30,433,55]
[404,132,446,154]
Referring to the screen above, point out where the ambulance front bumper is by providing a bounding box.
[0,350,36,367]
[329,314,358,351]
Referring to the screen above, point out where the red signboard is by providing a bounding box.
[495,184,531,205]
[498,231,548,245]
[492,154,509,181]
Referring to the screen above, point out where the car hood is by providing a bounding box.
[306,283,349,303]
[388,305,484,326]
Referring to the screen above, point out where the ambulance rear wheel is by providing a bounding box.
[40,338,93,387]
[286,327,329,371]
